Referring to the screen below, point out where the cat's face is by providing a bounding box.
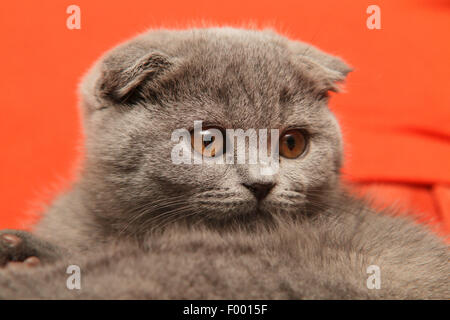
[79,28,350,232]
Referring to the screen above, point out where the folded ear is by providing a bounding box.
[98,50,172,103]
[80,48,173,111]
[288,41,352,94]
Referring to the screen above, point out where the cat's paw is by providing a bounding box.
[0,230,60,268]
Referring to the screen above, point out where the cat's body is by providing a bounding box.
[0,28,448,299]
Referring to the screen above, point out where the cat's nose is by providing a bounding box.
[242,182,275,200]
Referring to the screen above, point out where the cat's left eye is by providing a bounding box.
[279,129,307,159]
[191,127,225,157]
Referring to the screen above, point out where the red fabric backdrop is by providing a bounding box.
[0,0,449,236]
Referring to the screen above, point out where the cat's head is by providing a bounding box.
[78,28,351,234]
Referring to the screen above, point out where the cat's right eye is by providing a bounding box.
[191,127,225,157]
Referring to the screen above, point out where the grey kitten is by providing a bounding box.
[0,28,448,299]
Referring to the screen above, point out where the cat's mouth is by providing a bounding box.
[189,186,309,224]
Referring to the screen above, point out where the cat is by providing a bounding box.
[0,27,448,299]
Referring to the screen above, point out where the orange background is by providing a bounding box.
[0,0,449,236]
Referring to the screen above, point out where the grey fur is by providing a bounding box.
[0,27,448,299]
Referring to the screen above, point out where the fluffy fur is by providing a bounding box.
[0,28,448,299]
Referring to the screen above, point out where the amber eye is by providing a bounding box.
[191,127,225,157]
[279,129,307,159]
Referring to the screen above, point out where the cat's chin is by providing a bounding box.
[189,196,305,229]
[197,200,284,228]
[199,208,275,230]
